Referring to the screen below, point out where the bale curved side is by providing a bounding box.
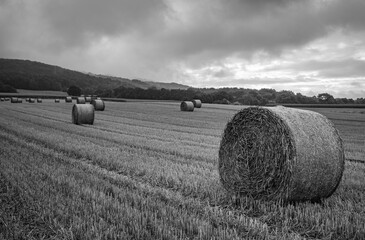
[65,97,72,103]
[180,101,194,112]
[72,104,95,125]
[91,99,105,111]
[76,97,86,104]
[192,99,202,108]
[218,106,344,202]
[85,96,92,103]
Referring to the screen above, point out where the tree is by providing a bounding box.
[67,85,82,96]
[317,93,335,104]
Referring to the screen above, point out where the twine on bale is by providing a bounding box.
[180,101,194,112]
[76,97,86,104]
[91,99,105,111]
[219,106,345,203]
[65,96,72,103]
[192,99,202,108]
[72,104,95,125]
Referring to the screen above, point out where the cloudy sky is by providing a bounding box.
[1,0,365,98]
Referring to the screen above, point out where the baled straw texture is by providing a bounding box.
[91,99,105,111]
[11,97,18,103]
[85,96,92,103]
[192,99,202,108]
[76,97,86,104]
[37,98,42,103]
[180,101,194,112]
[72,104,95,125]
[219,106,344,202]
[65,96,72,103]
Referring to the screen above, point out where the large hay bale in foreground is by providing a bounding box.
[180,101,194,112]
[91,99,105,111]
[11,97,18,103]
[192,99,202,108]
[72,104,95,125]
[76,97,86,104]
[65,96,72,103]
[219,106,344,202]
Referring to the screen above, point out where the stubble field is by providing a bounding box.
[0,100,364,239]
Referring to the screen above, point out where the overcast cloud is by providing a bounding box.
[1,0,365,98]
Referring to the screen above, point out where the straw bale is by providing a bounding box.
[29,98,35,103]
[91,99,105,111]
[55,99,60,103]
[218,106,344,202]
[76,97,86,104]
[11,97,18,103]
[180,101,194,111]
[17,98,23,103]
[85,96,92,103]
[37,98,42,103]
[72,104,95,125]
[192,99,202,108]
[65,96,72,103]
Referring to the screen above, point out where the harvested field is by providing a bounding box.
[0,100,364,239]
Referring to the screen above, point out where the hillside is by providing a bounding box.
[0,59,190,94]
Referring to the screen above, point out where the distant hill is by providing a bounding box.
[0,58,190,94]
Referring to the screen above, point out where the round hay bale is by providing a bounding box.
[65,96,72,103]
[37,98,42,103]
[85,96,92,103]
[180,101,194,112]
[55,99,60,103]
[11,97,18,103]
[91,99,105,111]
[5,98,10,101]
[26,98,30,102]
[192,99,202,108]
[72,104,95,125]
[0,98,4,101]
[219,106,344,202]
[76,97,86,104]
[29,98,35,103]
[17,98,23,103]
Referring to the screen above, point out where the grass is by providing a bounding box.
[0,100,364,239]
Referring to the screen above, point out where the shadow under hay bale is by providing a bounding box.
[76,97,86,104]
[192,99,202,108]
[180,101,194,112]
[91,99,105,111]
[72,104,95,125]
[65,96,72,103]
[219,106,345,203]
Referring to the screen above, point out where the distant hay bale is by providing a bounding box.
[55,99,60,103]
[11,97,18,103]
[85,96,92,103]
[26,98,30,102]
[91,99,105,111]
[72,104,95,125]
[5,98,10,101]
[37,98,42,103]
[192,99,202,108]
[29,98,35,103]
[180,101,194,111]
[0,98,4,101]
[219,106,345,202]
[65,96,72,103]
[17,98,23,103]
[76,97,86,104]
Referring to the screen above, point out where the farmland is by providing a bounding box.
[0,100,364,239]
